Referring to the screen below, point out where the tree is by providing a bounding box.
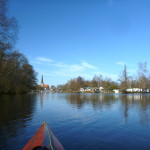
[76,76,84,90]
[70,79,76,91]
[103,77,112,92]
[137,62,149,89]
[98,74,103,87]
[57,84,68,91]
[84,80,90,87]
[119,65,128,92]
[90,75,98,87]
[0,1,37,94]
[0,50,37,94]
[51,85,56,92]
[0,0,18,62]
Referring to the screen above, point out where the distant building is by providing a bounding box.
[143,89,149,93]
[91,87,99,92]
[113,89,119,93]
[80,87,85,92]
[99,87,104,92]
[126,88,142,93]
[80,87,91,92]
[80,87,101,93]
[126,88,149,93]
[40,75,49,90]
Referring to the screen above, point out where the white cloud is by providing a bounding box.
[50,71,69,76]
[35,59,118,84]
[36,57,52,62]
[81,61,97,69]
[53,61,97,72]
[53,62,68,68]
[116,61,126,66]
[69,65,84,72]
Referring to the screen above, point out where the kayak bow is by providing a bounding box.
[23,121,64,150]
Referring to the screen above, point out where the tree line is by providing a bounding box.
[57,62,150,93]
[0,0,37,94]
[57,76,119,92]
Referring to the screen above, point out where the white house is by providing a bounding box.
[80,87,91,92]
[133,88,142,92]
[80,88,85,92]
[126,88,147,93]
[143,89,149,93]
[126,88,133,92]
[91,87,99,92]
[113,89,120,93]
[99,87,104,92]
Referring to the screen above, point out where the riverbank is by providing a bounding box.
[35,90,150,94]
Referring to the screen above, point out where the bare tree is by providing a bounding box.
[76,76,84,90]
[137,62,149,89]
[98,74,103,87]
[90,75,98,87]
[0,0,18,62]
[119,65,128,92]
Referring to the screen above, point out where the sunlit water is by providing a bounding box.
[0,93,150,150]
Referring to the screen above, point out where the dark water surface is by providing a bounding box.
[0,93,150,150]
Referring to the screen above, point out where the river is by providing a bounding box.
[0,93,150,150]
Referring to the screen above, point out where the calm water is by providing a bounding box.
[0,93,150,150]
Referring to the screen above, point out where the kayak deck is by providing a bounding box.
[23,121,64,150]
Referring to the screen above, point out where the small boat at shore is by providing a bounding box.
[23,121,64,150]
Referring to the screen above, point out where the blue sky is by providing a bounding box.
[9,0,150,86]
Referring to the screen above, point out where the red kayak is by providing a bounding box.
[23,121,65,150]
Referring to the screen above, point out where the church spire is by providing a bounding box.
[41,74,43,84]
[41,75,44,87]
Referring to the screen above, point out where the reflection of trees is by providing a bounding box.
[120,94,150,125]
[0,94,37,149]
[120,95,129,122]
[65,94,119,110]
[65,93,150,126]
[66,94,84,109]
[138,95,150,126]
[40,93,51,108]
[40,93,43,108]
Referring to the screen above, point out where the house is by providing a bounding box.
[43,84,49,89]
[99,87,104,92]
[132,88,142,92]
[126,88,133,92]
[80,87,101,93]
[91,87,100,93]
[113,89,119,93]
[143,89,149,93]
[80,87,91,92]
[126,88,142,93]
[126,88,150,93]
[80,87,85,92]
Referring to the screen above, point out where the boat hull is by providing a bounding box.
[23,122,64,150]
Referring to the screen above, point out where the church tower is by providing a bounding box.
[41,75,44,87]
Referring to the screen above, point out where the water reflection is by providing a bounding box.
[64,93,150,125]
[0,94,37,149]
[40,93,53,108]
[40,93,43,108]
[65,94,119,109]
[121,94,150,125]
